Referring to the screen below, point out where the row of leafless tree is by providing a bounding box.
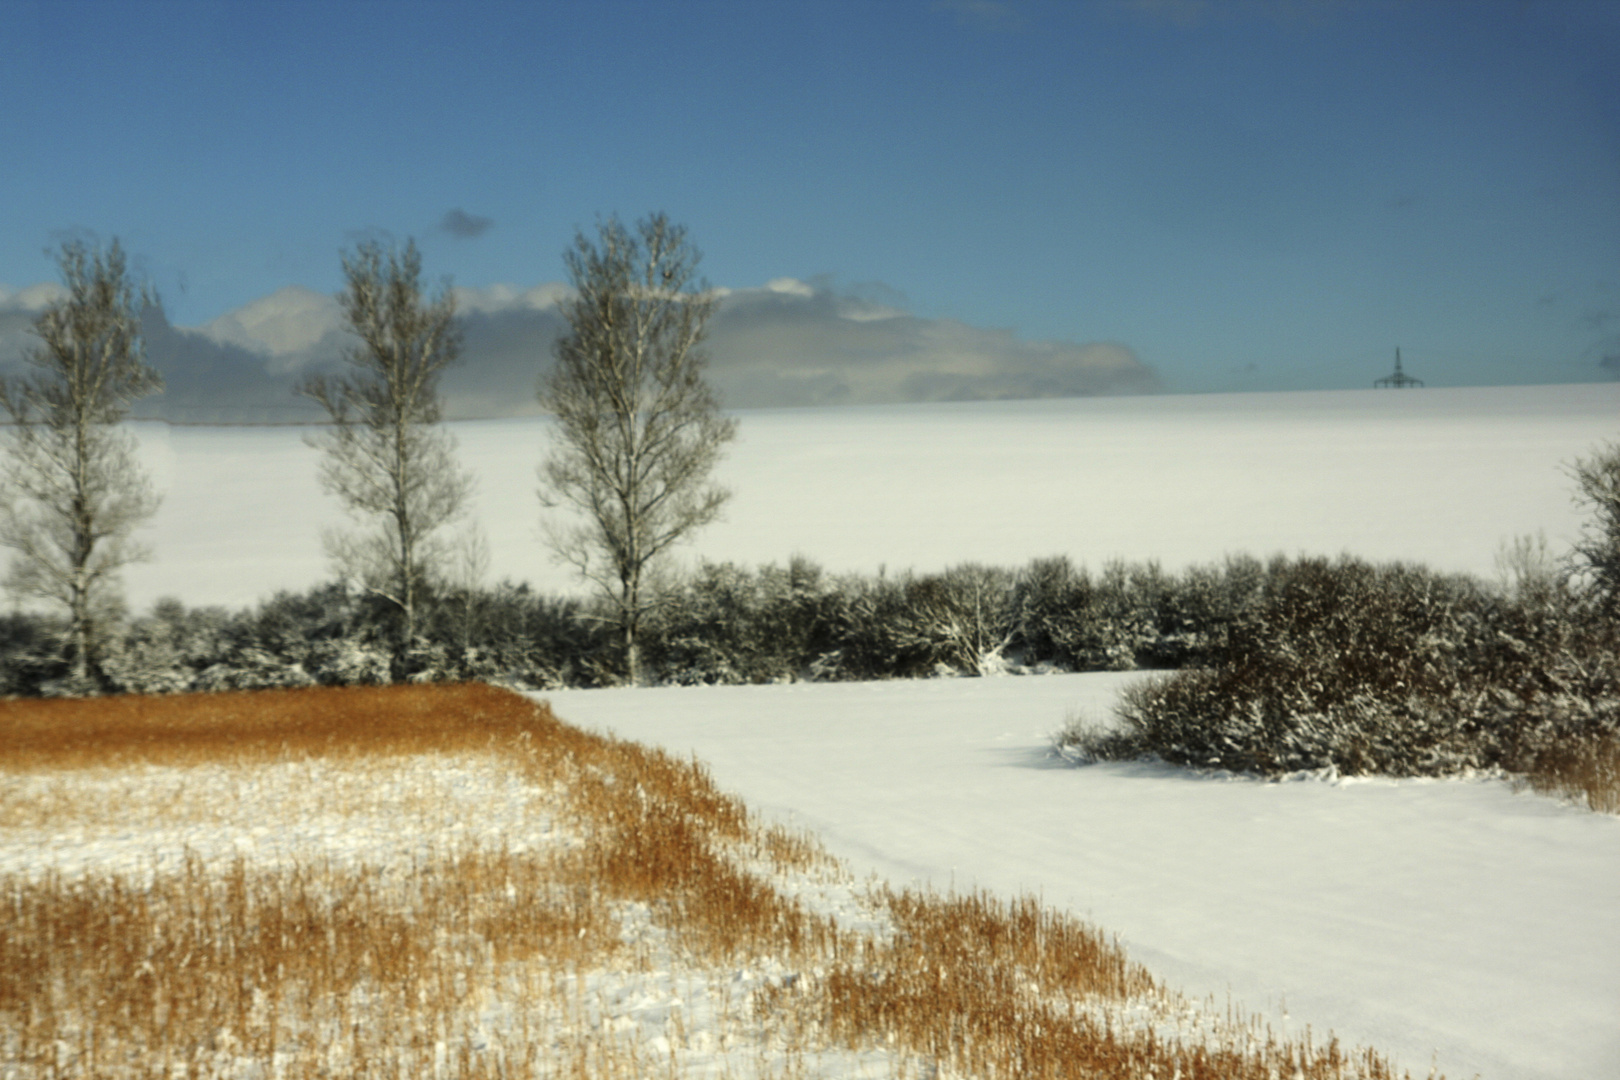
[0,214,737,688]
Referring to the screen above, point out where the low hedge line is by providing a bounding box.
[3,553,1287,695]
[10,550,1620,788]
[1060,555,1620,778]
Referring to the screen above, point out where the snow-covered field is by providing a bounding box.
[540,674,1620,1080]
[0,739,910,1079]
[15,385,1620,1078]
[8,678,1615,1078]
[128,383,1620,611]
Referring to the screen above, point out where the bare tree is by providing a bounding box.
[301,239,472,650]
[538,213,738,684]
[0,239,164,685]
[1569,442,1620,616]
[447,522,492,651]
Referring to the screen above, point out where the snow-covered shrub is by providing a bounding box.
[1135,555,1264,667]
[98,643,192,695]
[1007,555,1080,665]
[247,584,365,664]
[814,572,935,679]
[1009,556,1202,671]
[646,561,762,684]
[1071,557,1486,774]
[306,638,394,686]
[1071,555,1620,778]
[665,554,1267,683]
[98,598,234,693]
[646,557,836,683]
[1090,672,1499,775]
[892,563,1017,675]
[803,563,1022,679]
[410,579,605,687]
[403,640,454,684]
[2,578,605,696]
[752,556,841,676]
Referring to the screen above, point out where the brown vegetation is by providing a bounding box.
[0,684,1433,1078]
[1525,732,1620,814]
[0,684,526,770]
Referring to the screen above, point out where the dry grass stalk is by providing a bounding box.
[0,847,614,1078]
[760,884,1409,1080]
[0,683,1435,1078]
[1526,732,1620,813]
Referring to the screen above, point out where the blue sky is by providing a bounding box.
[1,0,1616,402]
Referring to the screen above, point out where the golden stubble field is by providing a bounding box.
[0,684,1429,1079]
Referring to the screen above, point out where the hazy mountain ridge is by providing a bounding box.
[1,278,1160,423]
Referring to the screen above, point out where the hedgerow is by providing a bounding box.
[6,538,1620,802]
[0,553,1275,695]
[1061,554,1620,779]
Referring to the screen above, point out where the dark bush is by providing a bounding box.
[7,553,1316,696]
[415,580,607,688]
[32,547,1619,742]
[889,564,1018,676]
[1067,555,1620,777]
[645,558,838,684]
[1008,556,1134,670]
[791,569,917,681]
[0,611,67,696]
[1007,555,1255,671]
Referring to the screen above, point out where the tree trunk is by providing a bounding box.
[396,414,415,649]
[625,624,641,687]
[71,421,92,684]
[71,586,90,684]
[623,569,642,685]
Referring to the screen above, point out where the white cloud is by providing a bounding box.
[703,280,1157,407]
[452,282,570,315]
[0,282,69,312]
[749,278,904,322]
[764,277,815,298]
[838,300,907,323]
[0,283,72,366]
[195,285,344,364]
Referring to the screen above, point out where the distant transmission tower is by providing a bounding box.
[1375,347,1424,388]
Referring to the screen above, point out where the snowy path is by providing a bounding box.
[539,673,1620,1080]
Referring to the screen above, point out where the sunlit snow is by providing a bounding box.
[127,383,1620,611]
[539,673,1620,1080]
[28,384,1620,1078]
